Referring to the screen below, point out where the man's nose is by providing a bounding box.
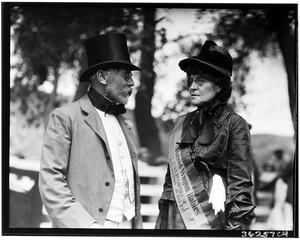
[127,77,135,87]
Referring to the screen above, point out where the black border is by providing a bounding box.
[2,1,298,238]
[2,0,12,236]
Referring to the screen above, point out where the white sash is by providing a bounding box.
[169,117,212,229]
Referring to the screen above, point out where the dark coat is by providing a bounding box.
[159,104,256,229]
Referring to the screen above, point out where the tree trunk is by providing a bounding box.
[134,8,162,164]
[276,30,296,134]
[269,9,296,134]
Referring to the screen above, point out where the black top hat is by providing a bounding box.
[179,40,233,79]
[80,33,141,82]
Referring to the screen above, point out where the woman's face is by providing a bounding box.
[187,72,221,107]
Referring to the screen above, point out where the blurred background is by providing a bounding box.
[6,2,296,232]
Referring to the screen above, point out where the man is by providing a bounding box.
[39,32,143,229]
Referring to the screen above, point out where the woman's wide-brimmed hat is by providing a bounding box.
[179,40,233,79]
[80,33,140,82]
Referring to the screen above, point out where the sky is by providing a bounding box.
[239,52,294,137]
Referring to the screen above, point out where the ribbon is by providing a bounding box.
[168,116,223,229]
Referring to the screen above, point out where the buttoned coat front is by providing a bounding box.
[38,94,143,228]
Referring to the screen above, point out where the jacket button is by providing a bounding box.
[106,155,110,160]
[105,182,110,186]
[98,208,103,212]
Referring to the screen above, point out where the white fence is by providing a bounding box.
[9,156,167,229]
[138,162,166,229]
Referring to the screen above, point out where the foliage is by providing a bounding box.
[198,7,295,99]
[9,4,170,165]
[202,7,296,131]
[10,4,144,127]
[161,6,296,123]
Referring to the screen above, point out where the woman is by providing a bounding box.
[155,40,256,230]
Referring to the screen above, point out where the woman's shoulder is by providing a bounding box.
[224,107,250,129]
[171,111,195,127]
[175,110,195,121]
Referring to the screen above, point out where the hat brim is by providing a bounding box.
[179,58,231,79]
[80,61,141,82]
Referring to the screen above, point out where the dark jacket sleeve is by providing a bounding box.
[159,165,175,202]
[159,119,177,203]
[225,115,256,230]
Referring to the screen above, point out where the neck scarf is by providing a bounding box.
[87,87,126,115]
[181,100,227,144]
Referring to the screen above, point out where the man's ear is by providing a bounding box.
[96,70,107,84]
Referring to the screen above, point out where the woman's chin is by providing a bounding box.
[191,100,211,107]
[191,98,203,106]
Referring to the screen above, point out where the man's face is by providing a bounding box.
[104,68,134,105]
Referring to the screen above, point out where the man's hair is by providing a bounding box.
[88,68,121,84]
[88,72,99,85]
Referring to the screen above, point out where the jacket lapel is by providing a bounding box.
[80,94,138,173]
[179,106,232,146]
[80,94,110,150]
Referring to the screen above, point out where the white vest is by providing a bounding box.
[96,109,135,222]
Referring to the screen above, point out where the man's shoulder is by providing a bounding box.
[52,99,81,117]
